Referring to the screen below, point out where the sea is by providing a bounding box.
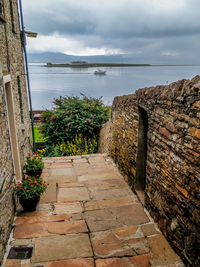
[29,64,200,110]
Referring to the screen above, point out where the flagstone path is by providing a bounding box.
[3,154,184,267]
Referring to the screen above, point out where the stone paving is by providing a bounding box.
[3,154,184,267]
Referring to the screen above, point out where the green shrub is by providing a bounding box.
[41,95,109,146]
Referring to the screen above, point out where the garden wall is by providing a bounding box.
[99,76,200,266]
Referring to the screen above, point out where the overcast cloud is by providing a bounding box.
[22,0,200,64]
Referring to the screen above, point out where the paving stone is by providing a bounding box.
[74,167,118,177]
[73,158,88,164]
[126,237,150,255]
[14,222,47,239]
[113,226,140,239]
[73,163,90,170]
[53,202,82,214]
[88,157,106,163]
[89,188,132,200]
[31,234,93,263]
[72,213,83,220]
[86,179,128,190]
[84,205,149,232]
[127,254,152,267]
[4,260,21,267]
[37,203,52,211]
[95,258,130,267]
[47,175,77,183]
[40,181,57,203]
[49,167,74,176]
[10,239,32,246]
[45,220,88,235]
[17,210,48,217]
[14,220,87,238]
[78,172,122,182]
[15,214,72,225]
[141,223,160,237]
[84,209,123,232]
[57,187,90,202]
[21,264,30,267]
[91,230,133,258]
[147,234,184,267]
[46,258,94,267]
[84,196,137,211]
[58,183,84,188]
[48,163,72,168]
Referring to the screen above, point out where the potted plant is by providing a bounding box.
[23,152,44,176]
[14,176,47,211]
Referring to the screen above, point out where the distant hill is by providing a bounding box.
[27,52,138,64]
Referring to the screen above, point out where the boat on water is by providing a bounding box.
[94,69,106,75]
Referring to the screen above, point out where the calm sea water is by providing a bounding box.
[29,64,200,110]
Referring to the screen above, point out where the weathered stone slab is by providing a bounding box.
[46,258,94,267]
[31,234,93,263]
[4,260,21,267]
[40,181,57,203]
[141,223,160,237]
[48,162,72,168]
[91,230,133,258]
[74,167,117,177]
[84,196,137,211]
[49,167,74,176]
[95,258,130,267]
[47,175,77,183]
[84,205,149,232]
[45,220,88,235]
[14,220,87,239]
[84,209,123,232]
[89,188,132,200]
[86,179,128,190]
[15,214,71,225]
[53,202,82,214]
[147,234,184,267]
[57,187,90,202]
[78,172,122,182]
[128,254,151,267]
[58,182,84,188]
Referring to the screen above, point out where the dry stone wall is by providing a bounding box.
[99,76,200,266]
[0,0,31,263]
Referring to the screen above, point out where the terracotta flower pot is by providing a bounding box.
[19,196,40,212]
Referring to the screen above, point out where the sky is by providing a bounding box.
[22,0,200,64]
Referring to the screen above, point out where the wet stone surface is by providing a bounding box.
[2,154,184,266]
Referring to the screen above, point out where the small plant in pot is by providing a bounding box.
[23,152,44,176]
[14,176,47,212]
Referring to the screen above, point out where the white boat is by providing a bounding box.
[94,69,106,75]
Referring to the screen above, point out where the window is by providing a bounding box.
[17,76,24,123]
[9,0,16,33]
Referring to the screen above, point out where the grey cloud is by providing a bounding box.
[22,0,200,64]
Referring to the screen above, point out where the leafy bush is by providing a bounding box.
[41,95,109,146]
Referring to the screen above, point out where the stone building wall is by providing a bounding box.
[99,76,200,266]
[0,0,31,263]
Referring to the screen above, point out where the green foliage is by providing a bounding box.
[41,95,109,146]
[14,176,47,199]
[23,153,44,172]
[33,125,45,142]
[43,134,97,157]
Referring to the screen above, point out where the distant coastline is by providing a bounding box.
[44,62,151,68]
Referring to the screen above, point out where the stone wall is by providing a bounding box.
[0,0,31,263]
[99,76,200,266]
